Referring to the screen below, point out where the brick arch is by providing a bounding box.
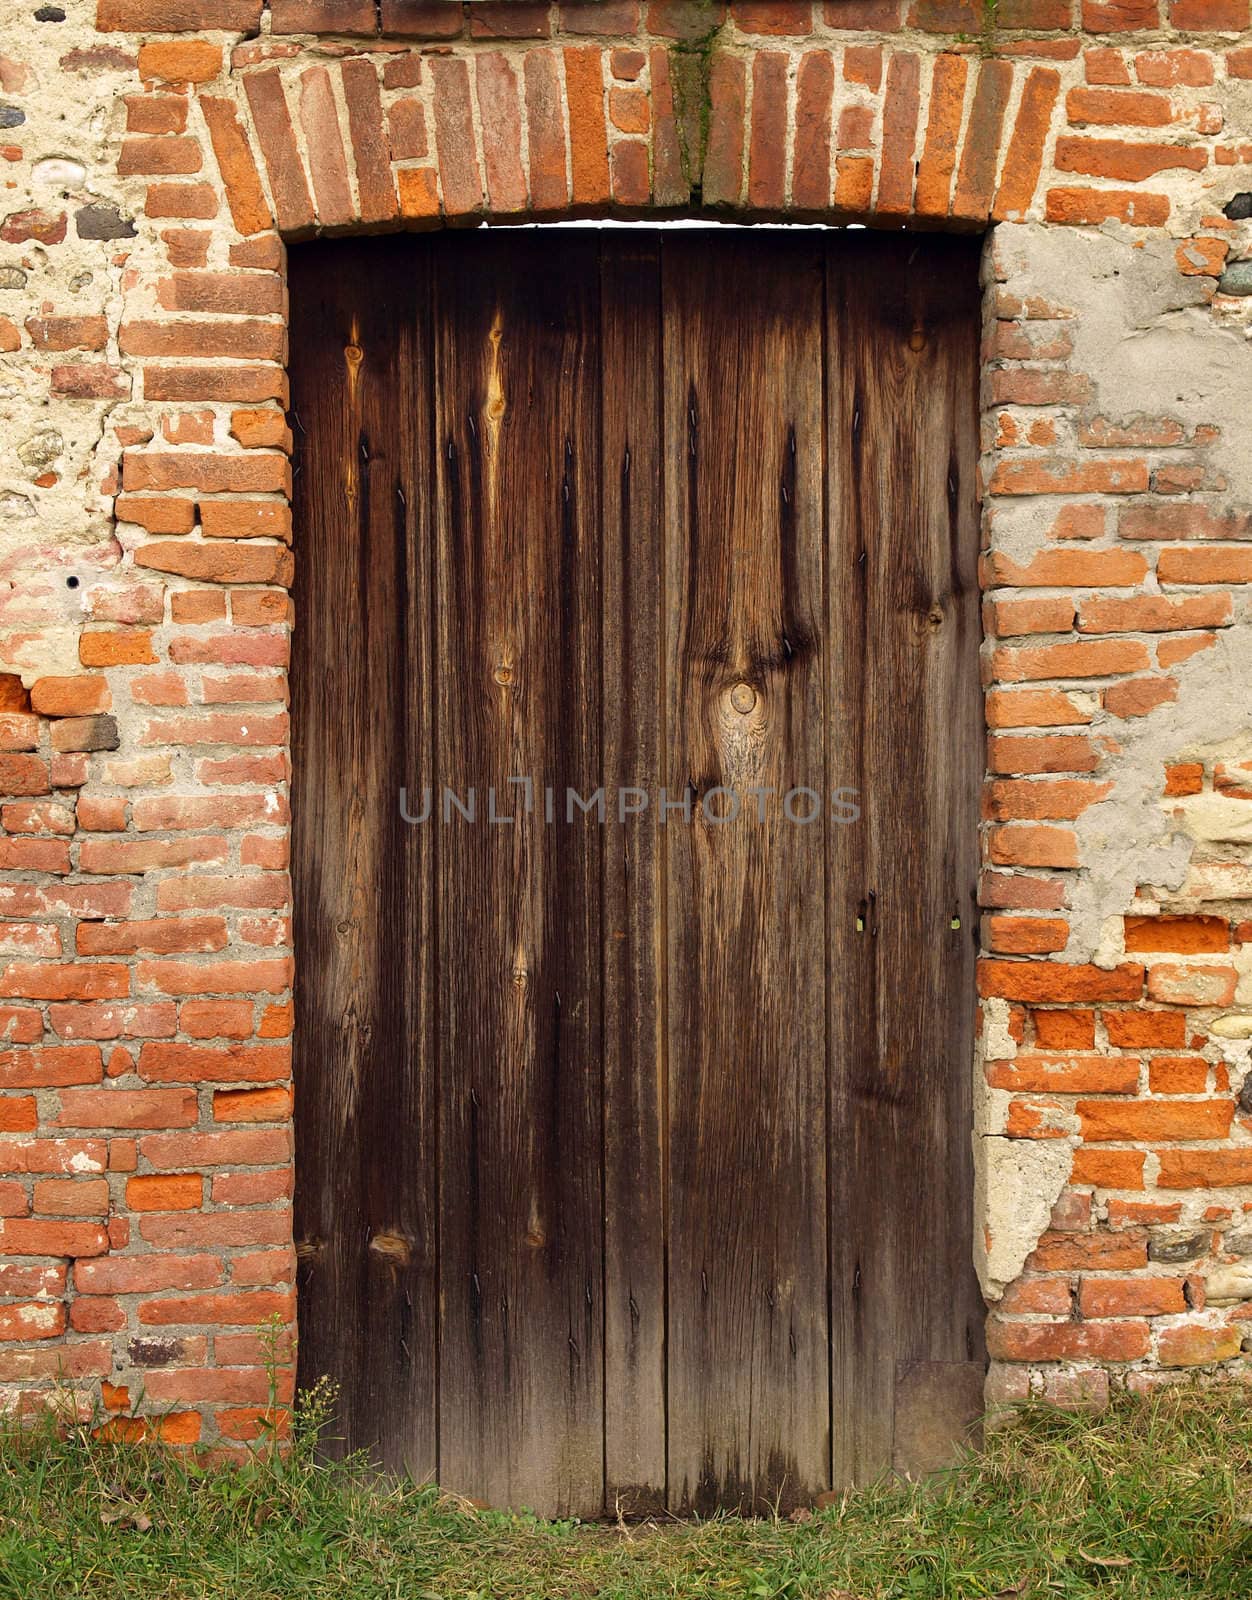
[191,41,1064,232]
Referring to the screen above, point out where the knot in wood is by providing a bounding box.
[368,1230,412,1266]
[729,682,757,715]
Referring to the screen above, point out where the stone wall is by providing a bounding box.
[0,0,1250,1444]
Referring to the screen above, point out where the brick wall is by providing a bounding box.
[0,0,1250,1444]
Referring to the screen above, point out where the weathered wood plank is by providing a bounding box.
[661,235,830,1515]
[600,236,668,1518]
[433,233,605,1519]
[825,234,986,1487]
[290,236,437,1477]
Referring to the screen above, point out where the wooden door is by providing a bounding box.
[290,230,985,1520]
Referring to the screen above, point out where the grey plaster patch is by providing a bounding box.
[974,1135,1073,1302]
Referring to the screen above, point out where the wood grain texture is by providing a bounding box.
[825,234,986,1487]
[289,230,985,1515]
[290,236,437,1478]
[433,233,604,1519]
[662,237,829,1515]
[600,238,667,1518]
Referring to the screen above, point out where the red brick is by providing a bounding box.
[734,0,813,28]
[138,1041,289,1083]
[994,67,1062,222]
[342,57,397,224]
[135,542,292,588]
[214,1086,292,1123]
[1067,86,1171,126]
[524,51,569,212]
[98,0,261,24]
[212,1170,292,1207]
[388,97,428,162]
[793,51,834,210]
[139,1210,291,1249]
[986,916,1070,954]
[1079,1277,1186,1317]
[1046,186,1170,225]
[1080,1098,1233,1141]
[1085,47,1132,82]
[55,1088,197,1129]
[138,1128,289,1168]
[24,316,108,353]
[1148,1055,1209,1093]
[565,46,612,207]
[32,1176,109,1216]
[143,366,287,404]
[876,51,921,218]
[469,0,550,35]
[1169,0,1246,23]
[978,961,1143,1002]
[742,51,786,210]
[565,2,641,29]
[915,52,967,218]
[0,1046,102,1089]
[1032,1008,1096,1047]
[1105,1010,1186,1048]
[0,1219,108,1257]
[120,320,283,361]
[1071,1148,1146,1188]
[1157,1322,1242,1366]
[52,365,130,400]
[0,1303,65,1341]
[1082,0,1159,26]
[243,69,314,234]
[988,734,1100,775]
[987,1052,1139,1092]
[1158,1150,1252,1187]
[126,95,188,134]
[606,140,646,206]
[992,638,1151,681]
[270,0,374,28]
[987,1318,1149,1361]
[119,136,203,177]
[126,1173,203,1212]
[986,691,1095,732]
[137,40,221,83]
[199,97,272,237]
[1120,504,1251,541]
[1055,136,1207,182]
[431,56,482,215]
[477,53,526,213]
[76,1254,220,1293]
[1124,915,1229,954]
[985,778,1111,820]
[1146,963,1237,1007]
[952,59,1013,222]
[145,182,219,220]
[703,53,747,206]
[379,0,462,34]
[991,458,1148,496]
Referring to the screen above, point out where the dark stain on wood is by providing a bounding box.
[290,230,985,1519]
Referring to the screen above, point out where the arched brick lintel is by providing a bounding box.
[192,44,1061,236]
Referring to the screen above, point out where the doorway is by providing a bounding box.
[289,229,984,1518]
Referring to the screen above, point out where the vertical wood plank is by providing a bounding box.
[600,236,667,1517]
[289,236,437,1477]
[662,235,830,1516]
[433,232,605,1519]
[825,233,986,1486]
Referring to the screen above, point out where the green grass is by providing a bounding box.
[0,1382,1248,1599]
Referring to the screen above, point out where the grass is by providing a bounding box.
[0,1381,1248,1599]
